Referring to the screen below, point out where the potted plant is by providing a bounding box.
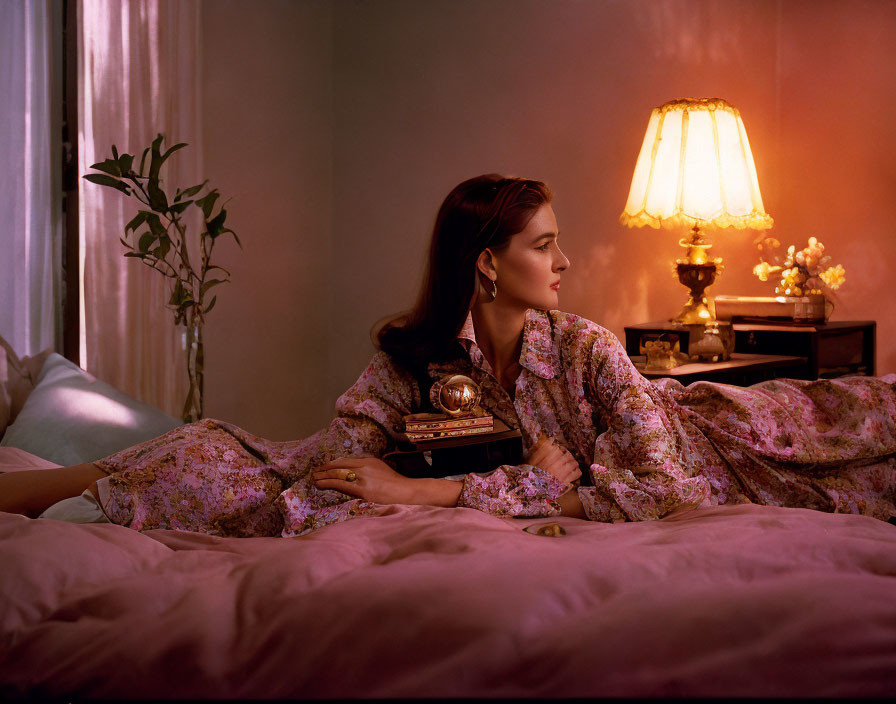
[83,134,239,422]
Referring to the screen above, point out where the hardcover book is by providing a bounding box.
[405,424,495,442]
[404,407,493,433]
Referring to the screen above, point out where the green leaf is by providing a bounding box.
[144,134,187,211]
[89,158,122,177]
[112,145,119,160]
[147,134,168,211]
[203,296,217,314]
[168,280,195,308]
[155,236,171,261]
[83,173,131,195]
[161,142,188,164]
[168,279,185,306]
[168,200,192,215]
[206,208,228,238]
[138,232,156,253]
[118,153,134,174]
[125,211,149,233]
[201,278,226,297]
[148,180,168,211]
[138,147,150,176]
[124,251,146,258]
[211,225,240,250]
[175,181,207,203]
[146,213,167,237]
[119,236,133,249]
[195,190,219,219]
[205,264,231,276]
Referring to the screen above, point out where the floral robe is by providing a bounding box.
[93,309,896,537]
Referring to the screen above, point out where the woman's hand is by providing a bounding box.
[525,436,582,488]
[312,456,418,505]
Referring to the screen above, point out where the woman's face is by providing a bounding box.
[484,204,570,312]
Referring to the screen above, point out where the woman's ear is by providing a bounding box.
[472,249,498,306]
[476,248,496,280]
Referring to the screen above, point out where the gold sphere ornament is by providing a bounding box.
[430,374,482,417]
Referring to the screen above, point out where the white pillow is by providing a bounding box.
[0,353,182,466]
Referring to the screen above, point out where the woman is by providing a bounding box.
[3,175,896,534]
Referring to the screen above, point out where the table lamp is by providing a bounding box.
[620,98,773,324]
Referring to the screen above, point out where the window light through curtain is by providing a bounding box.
[0,0,63,357]
[78,0,202,416]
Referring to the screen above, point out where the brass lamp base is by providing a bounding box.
[671,226,724,324]
[672,261,717,324]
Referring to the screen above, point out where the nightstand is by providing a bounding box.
[732,320,875,379]
[625,320,876,383]
[629,353,806,386]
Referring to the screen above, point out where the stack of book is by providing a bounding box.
[403,407,493,442]
[387,413,521,478]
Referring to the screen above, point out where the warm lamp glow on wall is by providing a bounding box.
[620,98,773,324]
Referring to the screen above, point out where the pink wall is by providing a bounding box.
[774,0,896,364]
[201,0,896,440]
[201,0,334,439]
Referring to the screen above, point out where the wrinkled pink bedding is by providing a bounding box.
[2,453,896,698]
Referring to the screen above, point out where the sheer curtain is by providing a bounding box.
[0,0,63,357]
[78,0,202,416]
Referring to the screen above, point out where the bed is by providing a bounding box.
[2,347,895,698]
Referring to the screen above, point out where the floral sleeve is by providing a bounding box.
[456,463,569,518]
[277,352,418,535]
[575,329,709,522]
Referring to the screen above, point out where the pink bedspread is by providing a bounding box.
[2,454,896,698]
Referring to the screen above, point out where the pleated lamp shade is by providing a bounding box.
[620,98,773,231]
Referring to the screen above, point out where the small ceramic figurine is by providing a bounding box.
[643,339,679,371]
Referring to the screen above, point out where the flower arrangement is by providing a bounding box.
[753,236,846,299]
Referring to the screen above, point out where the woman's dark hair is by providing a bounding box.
[373,173,552,369]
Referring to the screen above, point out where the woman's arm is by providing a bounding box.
[577,328,709,522]
[411,475,584,516]
[314,461,586,515]
[412,477,464,507]
[313,457,463,506]
[558,487,586,517]
[412,477,583,516]
[0,463,108,517]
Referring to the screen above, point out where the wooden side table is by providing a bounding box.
[732,320,875,379]
[630,353,805,386]
[624,320,876,383]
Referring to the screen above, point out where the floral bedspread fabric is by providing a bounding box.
[94,309,896,537]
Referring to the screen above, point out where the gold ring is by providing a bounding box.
[345,470,357,482]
